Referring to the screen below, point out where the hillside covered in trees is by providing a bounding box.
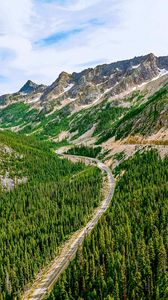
[0,131,102,299]
[48,150,168,300]
[66,145,102,158]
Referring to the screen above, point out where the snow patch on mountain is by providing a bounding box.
[159,68,168,76]
[27,96,41,103]
[64,83,74,93]
[132,64,140,69]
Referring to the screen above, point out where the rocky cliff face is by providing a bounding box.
[0,53,168,110]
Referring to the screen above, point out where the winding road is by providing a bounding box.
[22,153,115,300]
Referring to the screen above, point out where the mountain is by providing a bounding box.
[19,80,46,94]
[36,53,168,110]
[0,53,168,156]
[1,53,168,110]
[0,80,47,108]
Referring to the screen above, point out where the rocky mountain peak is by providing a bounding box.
[19,80,38,94]
[55,71,71,83]
[138,53,159,80]
[48,71,72,90]
[146,53,156,61]
[143,53,158,68]
[19,80,46,94]
[58,71,71,79]
[40,71,72,103]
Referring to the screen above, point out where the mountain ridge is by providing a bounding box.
[1,53,168,111]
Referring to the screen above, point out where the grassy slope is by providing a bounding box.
[69,101,127,140]
[97,83,168,143]
[0,99,128,141]
[0,103,40,129]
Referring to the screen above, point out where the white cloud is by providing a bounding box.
[0,0,168,94]
[61,0,102,11]
[0,0,33,37]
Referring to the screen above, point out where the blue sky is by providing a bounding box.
[36,28,83,46]
[0,0,168,94]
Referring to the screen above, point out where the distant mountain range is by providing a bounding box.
[1,53,168,112]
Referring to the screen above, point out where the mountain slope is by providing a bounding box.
[0,53,168,151]
[97,83,168,143]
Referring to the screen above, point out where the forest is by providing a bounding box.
[47,149,168,300]
[66,145,102,158]
[0,131,102,299]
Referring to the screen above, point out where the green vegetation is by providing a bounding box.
[0,143,23,179]
[0,103,40,129]
[0,131,102,300]
[0,102,70,139]
[66,145,102,158]
[97,149,111,161]
[69,102,127,140]
[51,139,70,149]
[0,96,128,146]
[113,151,126,162]
[97,84,168,143]
[39,107,70,138]
[0,83,168,300]
[47,150,168,300]
[0,85,167,146]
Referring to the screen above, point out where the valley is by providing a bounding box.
[22,153,115,300]
[0,53,168,300]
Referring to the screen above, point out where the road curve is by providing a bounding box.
[22,153,115,300]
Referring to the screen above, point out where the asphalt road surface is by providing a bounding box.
[22,154,115,300]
